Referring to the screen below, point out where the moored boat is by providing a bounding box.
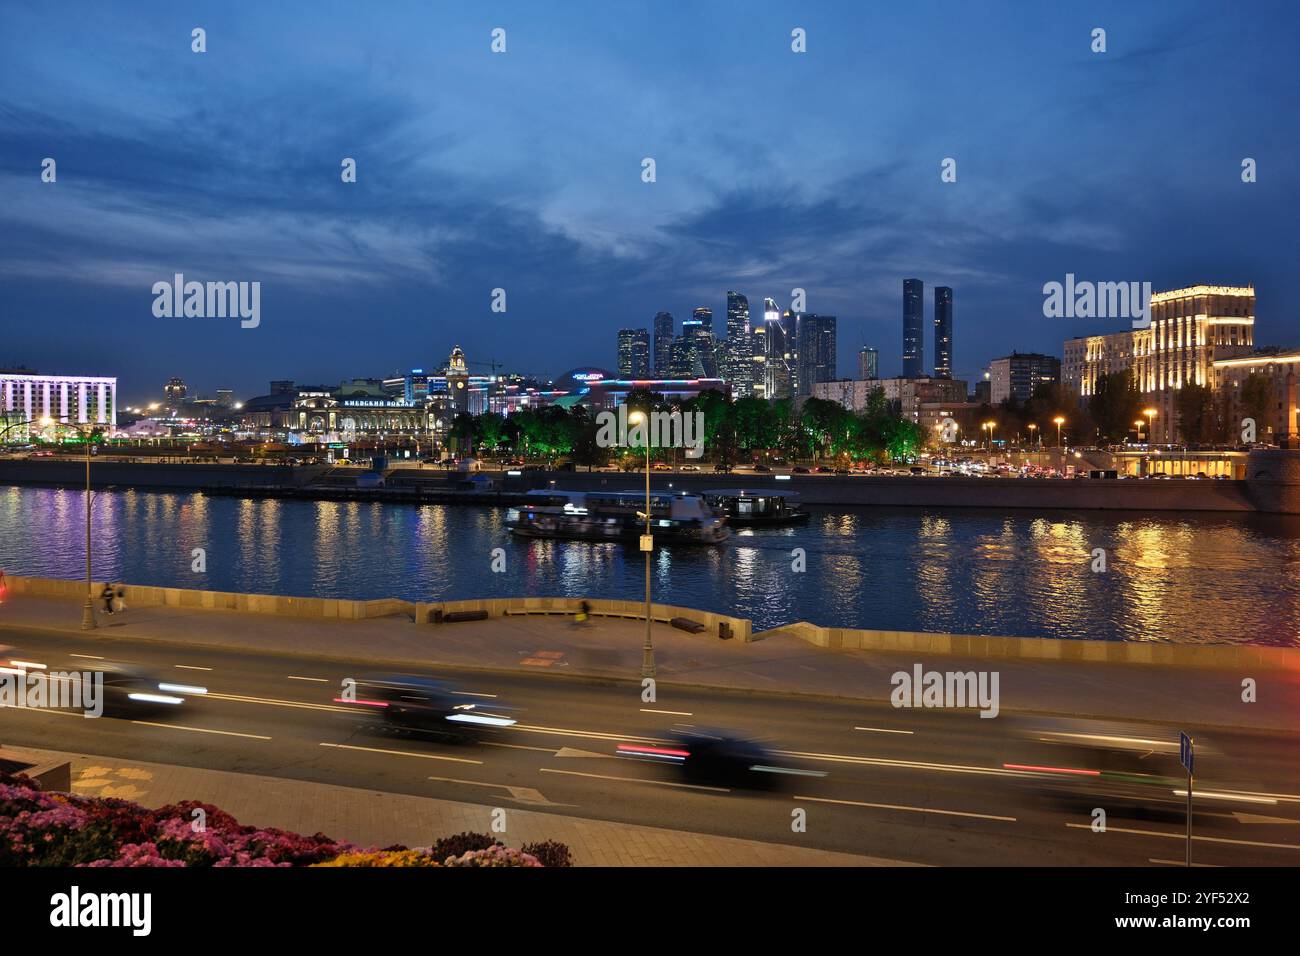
[701,488,809,527]
[506,490,729,544]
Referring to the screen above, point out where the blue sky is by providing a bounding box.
[1,0,1297,402]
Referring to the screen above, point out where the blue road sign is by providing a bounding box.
[1179,732,1194,774]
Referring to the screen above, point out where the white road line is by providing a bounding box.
[205,691,351,713]
[854,726,914,735]
[70,654,104,660]
[131,721,271,740]
[641,708,693,716]
[778,749,1025,778]
[427,775,501,789]
[512,723,667,745]
[1065,823,1300,851]
[319,742,482,764]
[1149,858,1218,867]
[481,741,556,753]
[175,665,212,671]
[540,767,730,793]
[795,794,1017,822]
[286,676,328,682]
[451,691,498,698]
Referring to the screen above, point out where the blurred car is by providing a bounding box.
[618,729,824,790]
[95,663,207,718]
[792,465,810,474]
[340,674,516,741]
[752,463,771,473]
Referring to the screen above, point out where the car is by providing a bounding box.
[752,463,771,472]
[815,465,833,474]
[712,464,732,473]
[617,729,822,790]
[792,465,810,474]
[679,464,701,472]
[833,467,850,475]
[652,462,673,471]
[341,675,516,741]
[94,663,207,719]
[909,466,928,475]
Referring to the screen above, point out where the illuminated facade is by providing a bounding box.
[0,371,117,439]
[1212,351,1300,444]
[1064,285,1256,443]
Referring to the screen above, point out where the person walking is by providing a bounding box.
[100,583,115,615]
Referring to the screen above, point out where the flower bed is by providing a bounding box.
[0,771,568,867]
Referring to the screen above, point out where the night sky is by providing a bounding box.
[2,0,1297,404]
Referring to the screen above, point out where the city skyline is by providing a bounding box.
[2,1,1297,398]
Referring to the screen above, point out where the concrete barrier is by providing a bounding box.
[415,595,754,642]
[756,622,1300,671]
[1,575,415,622]
[6,574,1293,667]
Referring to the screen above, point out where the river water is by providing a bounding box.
[1,485,1297,644]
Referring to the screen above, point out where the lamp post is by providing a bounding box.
[1053,415,1066,448]
[629,411,655,678]
[983,421,995,450]
[1144,408,1157,447]
[1027,423,1038,449]
[1134,419,1146,445]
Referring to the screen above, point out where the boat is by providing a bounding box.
[701,488,810,527]
[506,490,730,544]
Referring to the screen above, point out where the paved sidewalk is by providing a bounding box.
[3,594,1297,732]
[7,746,906,867]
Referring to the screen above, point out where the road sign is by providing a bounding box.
[1179,732,1194,774]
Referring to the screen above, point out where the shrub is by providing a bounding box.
[521,840,574,868]
[429,831,503,862]
[443,846,541,867]
[315,850,441,867]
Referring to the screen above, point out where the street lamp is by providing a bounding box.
[1144,408,1157,446]
[1053,415,1066,447]
[1134,419,1146,444]
[1027,423,1038,448]
[983,420,996,450]
[628,410,655,678]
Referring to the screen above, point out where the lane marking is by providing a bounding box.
[641,708,693,717]
[1065,822,1300,851]
[131,721,270,740]
[287,676,328,683]
[540,767,730,793]
[854,726,914,735]
[425,775,569,807]
[1150,858,1218,867]
[70,654,105,660]
[778,749,1026,778]
[795,794,1017,822]
[205,691,352,713]
[481,741,556,754]
[174,665,212,671]
[451,691,498,699]
[512,723,667,745]
[318,742,482,764]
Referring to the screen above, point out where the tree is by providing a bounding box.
[1088,370,1141,444]
[1174,382,1217,444]
[1240,372,1273,439]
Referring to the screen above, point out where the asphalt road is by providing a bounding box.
[3,625,1298,866]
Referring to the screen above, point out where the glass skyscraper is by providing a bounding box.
[653,311,674,377]
[934,286,953,379]
[903,278,924,378]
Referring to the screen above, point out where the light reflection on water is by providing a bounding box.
[1,485,1298,645]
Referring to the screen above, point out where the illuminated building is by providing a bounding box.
[0,371,117,439]
[617,328,651,378]
[903,278,924,378]
[933,286,953,379]
[989,352,1060,405]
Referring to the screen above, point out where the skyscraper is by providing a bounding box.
[679,315,716,378]
[761,298,794,399]
[617,328,651,378]
[903,278,924,378]
[796,315,838,396]
[934,286,953,379]
[725,291,752,397]
[693,307,713,332]
[653,312,674,376]
[858,345,879,380]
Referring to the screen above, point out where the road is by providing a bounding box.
[3,626,1298,865]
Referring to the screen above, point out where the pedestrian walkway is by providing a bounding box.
[3,593,1296,732]
[8,746,905,867]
